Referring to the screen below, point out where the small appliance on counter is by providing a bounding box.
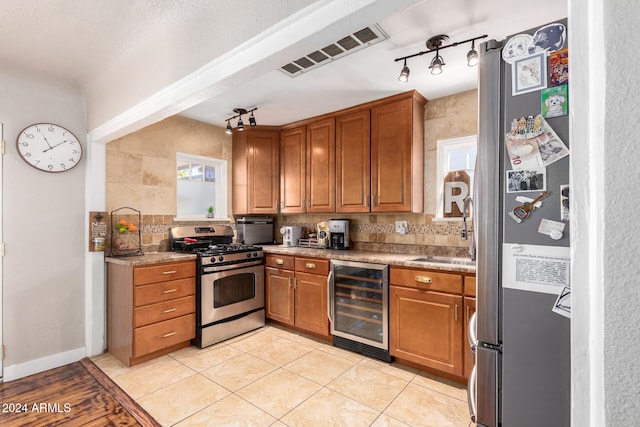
[329,219,349,250]
[317,221,330,248]
[236,216,273,244]
[280,225,302,247]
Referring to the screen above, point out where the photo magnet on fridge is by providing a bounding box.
[541,85,568,118]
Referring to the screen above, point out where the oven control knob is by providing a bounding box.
[253,252,259,257]
[246,252,252,258]
[218,256,224,262]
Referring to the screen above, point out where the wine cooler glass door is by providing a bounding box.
[330,260,388,350]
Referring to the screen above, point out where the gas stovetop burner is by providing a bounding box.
[203,243,263,255]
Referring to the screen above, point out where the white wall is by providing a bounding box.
[0,65,87,380]
[571,1,640,425]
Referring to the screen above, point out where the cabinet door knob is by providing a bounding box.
[415,276,432,284]
[276,259,284,265]
[305,263,316,269]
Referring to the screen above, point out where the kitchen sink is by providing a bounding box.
[410,256,476,266]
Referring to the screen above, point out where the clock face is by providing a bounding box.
[16,123,83,173]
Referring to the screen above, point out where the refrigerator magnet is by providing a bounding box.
[541,85,568,118]
[538,218,565,240]
[560,185,570,221]
[512,52,547,96]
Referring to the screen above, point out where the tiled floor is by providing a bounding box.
[92,324,472,427]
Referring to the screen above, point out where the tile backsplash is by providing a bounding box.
[124,213,470,258]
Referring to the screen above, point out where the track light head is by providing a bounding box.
[225,121,232,134]
[467,40,478,67]
[237,117,244,131]
[398,59,410,82]
[429,50,445,75]
[249,111,257,127]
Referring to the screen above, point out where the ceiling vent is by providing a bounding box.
[279,24,388,78]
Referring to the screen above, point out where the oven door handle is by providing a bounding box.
[327,270,333,323]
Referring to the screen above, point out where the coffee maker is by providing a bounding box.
[329,219,349,250]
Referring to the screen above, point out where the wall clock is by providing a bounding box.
[16,123,82,173]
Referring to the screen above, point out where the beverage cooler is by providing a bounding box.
[329,260,391,362]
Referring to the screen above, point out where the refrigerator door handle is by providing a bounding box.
[468,311,478,351]
[327,270,334,323]
[467,364,477,423]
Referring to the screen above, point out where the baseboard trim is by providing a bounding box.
[3,347,86,382]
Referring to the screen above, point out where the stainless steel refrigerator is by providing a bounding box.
[470,19,571,426]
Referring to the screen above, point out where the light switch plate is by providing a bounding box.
[395,220,408,233]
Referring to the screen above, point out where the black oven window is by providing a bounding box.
[213,273,256,308]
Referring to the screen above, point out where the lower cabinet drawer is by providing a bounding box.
[134,295,195,328]
[134,277,195,306]
[133,313,195,357]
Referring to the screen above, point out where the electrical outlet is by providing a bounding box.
[395,220,408,234]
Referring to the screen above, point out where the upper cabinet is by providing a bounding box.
[371,95,425,212]
[336,109,371,212]
[336,91,425,213]
[233,91,425,215]
[280,118,335,213]
[232,128,280,215]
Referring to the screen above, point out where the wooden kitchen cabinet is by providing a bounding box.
[107,259,196,366]
[389,267,464,376]
[280,118,335,213]
[370,94,425,212]
[265,254,330,338]
[232,127,280,214]
[336,109,371,212]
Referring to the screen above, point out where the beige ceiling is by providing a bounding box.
[0,0,567,134]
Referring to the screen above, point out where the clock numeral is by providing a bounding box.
[25,133,34,139]
[69,158,77,163]
[24,152,31,157]
[48,164,54,171]
[60,163,67,170]
[20,141,29,147]
[48,125,55,132]
[71,149,79,154]
[34,160,40,165]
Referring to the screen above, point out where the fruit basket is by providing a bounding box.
[109,207,143,257]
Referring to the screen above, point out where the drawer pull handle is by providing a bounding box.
[276,259,284,265]
[162,289,177,294]
[163,308,177,314]
[162,332,176,338]
[415,276,432,284]
[161,270,177,275]
[305,263,316,269]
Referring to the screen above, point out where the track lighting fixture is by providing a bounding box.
[394,34,487,82]
[224,107,258,134]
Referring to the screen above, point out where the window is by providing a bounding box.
[436,135,477,218]
[176,152,227,220]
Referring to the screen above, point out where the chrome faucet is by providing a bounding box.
[462,196,476,261]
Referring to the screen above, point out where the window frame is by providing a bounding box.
[435,135,477,219]
[175,152,228,221]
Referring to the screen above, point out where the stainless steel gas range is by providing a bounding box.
[169,225,265,348]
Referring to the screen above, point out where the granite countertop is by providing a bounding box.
[105,252,197,266]
[261,245,476,274]
[105,247,475,274]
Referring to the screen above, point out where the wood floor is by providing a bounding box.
[0,358,159,427]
